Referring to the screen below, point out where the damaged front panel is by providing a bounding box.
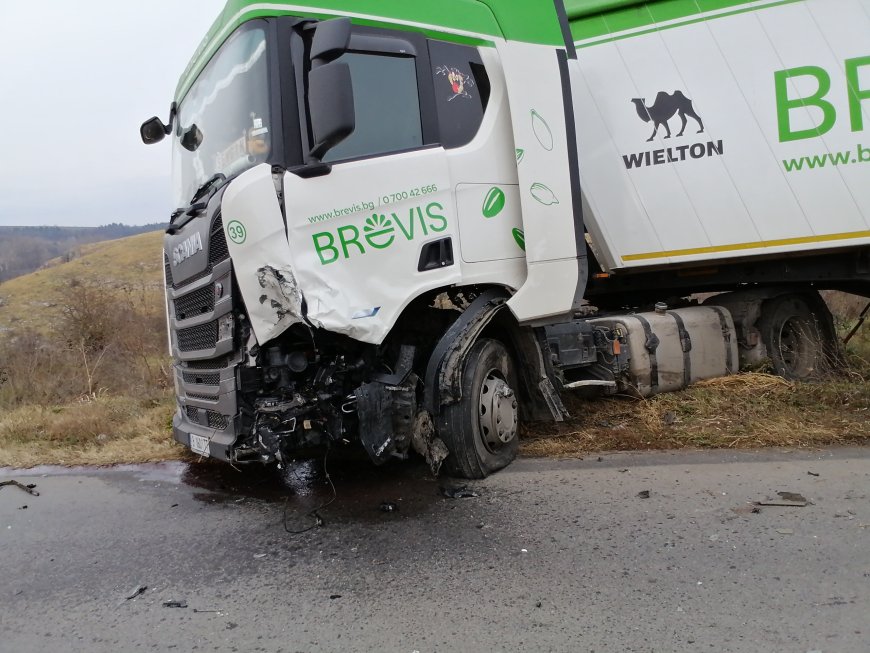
[283,149,458,345]
[221,164,305,346]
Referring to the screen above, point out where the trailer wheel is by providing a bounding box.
[441,338,519,479]
[758,293,836,380]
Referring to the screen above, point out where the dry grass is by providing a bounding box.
[522,366,870,458]
[0,394,188,468]
[0,231,164,333]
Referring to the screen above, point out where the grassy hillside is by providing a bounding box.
[0,223,163,283]
[0,231,164,333]
[0,230,179,466]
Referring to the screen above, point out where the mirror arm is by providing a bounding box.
[165,102,177,135]
[288,162,332,178]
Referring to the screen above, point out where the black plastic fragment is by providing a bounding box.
[440,485,479,499]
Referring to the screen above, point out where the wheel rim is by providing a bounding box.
[478,370,518,453]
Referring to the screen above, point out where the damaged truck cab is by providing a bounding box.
[143,0,870,478]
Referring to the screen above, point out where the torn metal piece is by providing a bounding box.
[637,490,651,499]
[410,410,448,475]
[379,501,398,513]
[0,480,39,496]
[731,505,762,515]
[756,492,808,507]
[257,265,304,323]
[440,485,479,499]
[163,600,188,608]
[125,585,147,600]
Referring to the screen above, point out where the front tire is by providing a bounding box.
[440,338,519,479]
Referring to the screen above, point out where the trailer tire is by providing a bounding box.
[440,338,519,479]
[758,293,836,380]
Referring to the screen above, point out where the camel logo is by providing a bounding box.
[623,90,723,170]
[631,91,704,142]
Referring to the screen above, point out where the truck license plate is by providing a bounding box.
[189,434,210,456]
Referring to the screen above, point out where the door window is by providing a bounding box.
[323,52,423,162]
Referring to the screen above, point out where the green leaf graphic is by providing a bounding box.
[482,187,506,218]
[531,110,553,151]
[516,148,525,164]
[530,182,559,206]
[512,228,526,251]
[364,214,392,231]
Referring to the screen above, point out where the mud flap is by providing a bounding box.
[356,382,394,464]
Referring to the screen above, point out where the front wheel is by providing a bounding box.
[440,338,519,479]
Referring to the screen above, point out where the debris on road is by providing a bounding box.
[731,505,762,515]
[440,485,479,499]
[163,600,188,608]
[637,490,651,499]
[776,528,794,535]
[125,585,147,600]
[18,505,27,510]
[0,480,39,496]
[807,471,820,477]
[756,492,808,507]
[329,594,342,600]
[379,501,398,512]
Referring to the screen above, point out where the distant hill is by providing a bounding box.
[0,223,163,282]
[0,230,165,333]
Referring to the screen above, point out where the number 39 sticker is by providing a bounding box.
[227,220,247,244]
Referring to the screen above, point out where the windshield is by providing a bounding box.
[172,25,271,207]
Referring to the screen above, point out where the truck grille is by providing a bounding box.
[185,406,229,431]
[168,212,237,440]
[185,355,233,370]
[174,285,214,320]
[164,254,173,286]
[182,371,221,385]
[177,322,218,352]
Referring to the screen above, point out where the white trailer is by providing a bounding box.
[142,0,870,478]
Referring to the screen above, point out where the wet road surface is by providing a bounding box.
[1,447,869,652]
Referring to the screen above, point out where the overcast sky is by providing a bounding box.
[0,1,226,227]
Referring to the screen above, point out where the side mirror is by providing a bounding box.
[308,62,355,161]
[310,17,351,66]
[140,116,168,145]
[180,124,203,152]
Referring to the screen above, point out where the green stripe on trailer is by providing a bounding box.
[176,0,567,102]
[568,0,804,45]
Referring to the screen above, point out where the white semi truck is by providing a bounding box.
[142,0,870,478]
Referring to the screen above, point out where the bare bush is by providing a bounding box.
[0,277,168,406]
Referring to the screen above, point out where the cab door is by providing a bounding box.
[283,26,458,345]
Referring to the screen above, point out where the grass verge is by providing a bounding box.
[520,372,870,458]
[0,394,188,468]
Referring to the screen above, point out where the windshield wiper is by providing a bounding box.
[190,172,226,205]
[166,173,228,234]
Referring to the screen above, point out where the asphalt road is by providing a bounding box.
[1,447,869,653]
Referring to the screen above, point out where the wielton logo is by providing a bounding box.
[623,90,723,170]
